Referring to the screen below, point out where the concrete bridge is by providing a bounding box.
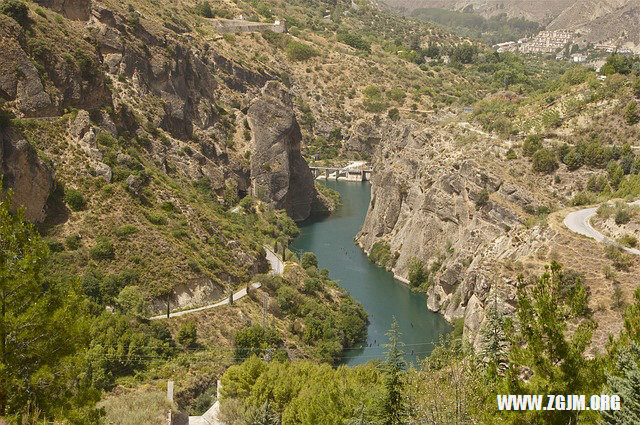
[309,165,372,181]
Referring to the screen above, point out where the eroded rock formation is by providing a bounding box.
[247,81,320,221]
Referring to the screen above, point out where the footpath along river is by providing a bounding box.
[291,180,451,366]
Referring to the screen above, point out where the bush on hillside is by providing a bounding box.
[285,41,318,61]
[388,108,400,121]
[177,322,198,349]
[336,33,371,52]
[562,148,583,171]
[194,1,213,18]
[615,209,631,225]
[522,134,543,157]
[624,101,639,126]
[90,236,115,261]
[408,257,428,288]
[0,0,29,26]
[532,148,558,174]
[64,188,87,211]
[234,325,282,362]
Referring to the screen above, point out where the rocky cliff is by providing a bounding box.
[356,121,576,347]
[248,81,327,221]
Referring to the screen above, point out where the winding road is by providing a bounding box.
[149,245,284,320]
[563,200,640,256]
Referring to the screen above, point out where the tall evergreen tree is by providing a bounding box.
[480,291,508,379]
[602,343,640,425]
[0,190,99,421]
[381,317,407,425]
[505,262,602,424]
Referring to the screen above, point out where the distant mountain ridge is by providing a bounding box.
[381,0,640,49]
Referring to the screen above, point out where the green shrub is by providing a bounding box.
[194,1,213,17]
[624,101,639,125]
[285,41,318,61]
[615,209,631,225]
[90,236,115,261]
[386,88,406,104]
[233,325,282,362]
[177,322,198,349]
[303,277,323,294]
[475,188,490,208]
[146,211,167,225]
[505,148,517,160]
[532,148,558,174]
[65,234,81,250]
[301,252,318,269]
[0,0,29,26]
[388,108,400,121]
[114,224,139,238]
[605,245,632,271]
[64,188,87,211]
[336,33,371,52]
[522,135,543,157]
[407,257,427,288]
[562,148,583,171]
[369,242,394,269]
[276,286,300,315]
[570,192,596,207]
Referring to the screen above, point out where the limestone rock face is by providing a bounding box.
[248,81,317,221]
[356,122,557,343]
[1,129,54,222]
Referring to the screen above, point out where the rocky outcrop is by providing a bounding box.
[356,122,554,347]
[1,129,54,222]
[247,81,318,221]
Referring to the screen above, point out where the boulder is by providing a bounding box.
[248,81,316,221]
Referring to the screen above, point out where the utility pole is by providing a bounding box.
[228,276,233,306]
[166,292,171,318]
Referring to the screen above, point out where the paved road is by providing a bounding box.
[265,245,285,274]
[563,200,640,256]
[149,282,262,320]
[150,245,284,320]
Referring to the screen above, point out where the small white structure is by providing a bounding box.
[572,53,587,63]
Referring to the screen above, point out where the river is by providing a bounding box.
[291,180,451,366]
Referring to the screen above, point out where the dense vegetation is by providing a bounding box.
[220,262,640,424]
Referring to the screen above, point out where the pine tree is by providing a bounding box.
[381,317,407,425]
[602,343,640,424]
[0,189,99,420]
[480,292,508,379]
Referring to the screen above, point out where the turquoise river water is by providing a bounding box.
[291,180,451,366]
